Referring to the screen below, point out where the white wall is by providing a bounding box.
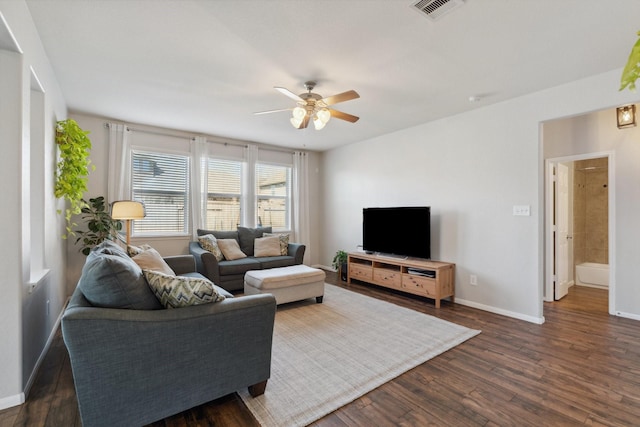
[66,112,324,288]
[544,108,640,318]
[0,0,68,409]
[321,69,640,323]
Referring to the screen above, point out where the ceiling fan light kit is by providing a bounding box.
[256,81,359,130]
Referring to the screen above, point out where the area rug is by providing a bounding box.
[238,284,480,427]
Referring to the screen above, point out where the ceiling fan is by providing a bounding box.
[255,81,360,130]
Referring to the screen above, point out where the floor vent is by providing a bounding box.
[411,0,465,21]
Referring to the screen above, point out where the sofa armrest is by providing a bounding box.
[288,243,306,264]
[62,291,276,426]
[189,241,222,283]
[164,254,197,276]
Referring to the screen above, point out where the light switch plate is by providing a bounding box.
[513,205,531,216]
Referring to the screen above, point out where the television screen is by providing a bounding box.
[362,206,431,259]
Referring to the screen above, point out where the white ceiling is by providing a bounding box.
[25,0,640,151]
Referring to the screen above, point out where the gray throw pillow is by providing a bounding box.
[94,239,129,258]
[78,248,162,310]
[237,226,272,256]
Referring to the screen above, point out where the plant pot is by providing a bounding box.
[340,262,348,281]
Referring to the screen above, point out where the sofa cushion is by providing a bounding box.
[78,247,162,310]
[218,239,247,260]
[237,226,272,256]
[218,258,262,276]
[131,248,175,276]
[254,236,282,257]
[143,270,225,308]
[198,234,224,261]
[256,255,298,270]
[264,232,290,256]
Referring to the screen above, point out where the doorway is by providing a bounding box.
[544,152,614,314]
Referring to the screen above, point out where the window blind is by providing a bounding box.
[205,158,242,231]
[131,150,190,235]
[256,163,291,230]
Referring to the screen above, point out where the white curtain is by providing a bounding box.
[107,123,131,204]
[242,144,258,227]
[292,151,310,264]
[190,136,209,239]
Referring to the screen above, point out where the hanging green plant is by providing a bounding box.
[55,118,95,236]
[620,30,640,91]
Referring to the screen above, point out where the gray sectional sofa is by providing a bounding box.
[62,240,276,427]
[189,226,306,292]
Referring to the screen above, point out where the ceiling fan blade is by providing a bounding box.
[330,109,359,123]
[274,87,304,102]
[254,108,292,115]
[321,90,360,106]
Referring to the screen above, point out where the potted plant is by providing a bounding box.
[54,118,94,235]
[332,250,348,281]
[74,196,123,255]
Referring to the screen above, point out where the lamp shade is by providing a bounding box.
[111,201,146,220]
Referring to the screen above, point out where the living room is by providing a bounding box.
[2,0,640,425]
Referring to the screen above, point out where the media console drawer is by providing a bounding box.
[373,269,401,288]
[350,263,373,281]
[402,274,436,296]
[347,252,455,308]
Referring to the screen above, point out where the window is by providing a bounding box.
[256,163,291,230]
[131,150,190,235]
[204,158,242,231]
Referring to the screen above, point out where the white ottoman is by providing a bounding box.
[244,265,326,305]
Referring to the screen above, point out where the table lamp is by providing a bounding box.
[111,200,146,246]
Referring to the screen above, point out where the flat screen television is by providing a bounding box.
[362,206,431,259]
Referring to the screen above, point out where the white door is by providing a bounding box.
[555,163,570,300]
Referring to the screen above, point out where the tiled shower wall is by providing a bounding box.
[573,157,608,265]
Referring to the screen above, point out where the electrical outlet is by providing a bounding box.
[513,205,531,216]
[470,274,478,286]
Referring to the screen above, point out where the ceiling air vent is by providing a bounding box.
[411,0,465,21]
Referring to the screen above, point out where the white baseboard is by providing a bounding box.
[615,310,640,321]
[0,393,25,411]
[455,298,545,324]
[313,264,336,272]
[326,272,545,324]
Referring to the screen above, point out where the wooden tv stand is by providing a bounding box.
[347,252,455,308]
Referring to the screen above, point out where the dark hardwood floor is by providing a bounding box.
[2,274,638,426]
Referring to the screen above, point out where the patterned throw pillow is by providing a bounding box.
[264,232,290,256]
[144,270,225,308]
[198,234,224,261]
[127,243,153,257]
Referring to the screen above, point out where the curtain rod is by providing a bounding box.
[104,122,191,140]
[207,139,300,155]
[105,122,303,155]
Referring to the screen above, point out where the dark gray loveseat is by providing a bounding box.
[189,226,306,292]
[62,241,276,427]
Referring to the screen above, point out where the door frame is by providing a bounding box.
[544,151,616,314]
